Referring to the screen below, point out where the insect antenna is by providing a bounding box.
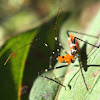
[3,42,33,66]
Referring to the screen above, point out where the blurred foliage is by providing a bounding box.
[0,0,58,46]
[0,0,100,45]
[0,0,100,100]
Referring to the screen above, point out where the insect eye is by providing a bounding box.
[62,56,64,58]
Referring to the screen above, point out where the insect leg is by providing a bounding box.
[68,69,80,89]
[67,30,99,39]
[78,59,89,90]
[73,37,88,90]
[38,64,68,90]
[55,36,68,54]
[39,74,66,90]
[74,37,99,48]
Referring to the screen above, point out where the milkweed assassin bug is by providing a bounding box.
[3,8,100,91]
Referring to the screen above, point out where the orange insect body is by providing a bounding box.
[57,34,80,65]
[58,54,74,65]
[68,34,80,53]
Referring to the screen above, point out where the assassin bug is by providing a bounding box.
[38,9,100,90]
[3,9,100,91]
[38,30,100,90]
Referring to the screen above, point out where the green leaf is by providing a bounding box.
[0,12,69,100]
[0,29,38,100]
